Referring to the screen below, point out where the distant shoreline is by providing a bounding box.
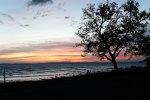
[0,60,143,65]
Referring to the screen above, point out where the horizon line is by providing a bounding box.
[0,60,143,64]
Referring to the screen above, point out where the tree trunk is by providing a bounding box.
[111,58,118,70]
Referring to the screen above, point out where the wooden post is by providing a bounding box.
[3,68,6,84]
[2,67,6,100]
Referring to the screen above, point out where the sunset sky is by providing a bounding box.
[0,0,149,63]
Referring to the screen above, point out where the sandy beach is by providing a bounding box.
[0,68,150,100]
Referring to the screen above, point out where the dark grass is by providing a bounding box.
[0,67,150,100]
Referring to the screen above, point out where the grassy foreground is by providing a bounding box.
[0,67,150,100]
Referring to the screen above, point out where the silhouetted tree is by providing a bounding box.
[76,0,150,70]
[133,36,150,66]
[143,38,150,67]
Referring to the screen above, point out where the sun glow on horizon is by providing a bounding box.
[0,46,142,63]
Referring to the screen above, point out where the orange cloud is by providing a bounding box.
[0,41,142,63]
[0,46,99,63]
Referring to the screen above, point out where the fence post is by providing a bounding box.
[2,67,6,100]
[3,68,6,84]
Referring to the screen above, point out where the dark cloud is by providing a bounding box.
[32,11,49,19]
[28,0,53,6]
[1,13,14,21]
[26,0,66,20]
[20,24,30,28]
[64,16,78,26]
[64,16,70,19]
[0,12,30,28]
[0,13,14,24]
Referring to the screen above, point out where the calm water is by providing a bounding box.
[0,61,144,82]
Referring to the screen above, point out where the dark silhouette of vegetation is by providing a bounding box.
[76,0,150,70]
[133,36,150,66]
[143,37,150,67]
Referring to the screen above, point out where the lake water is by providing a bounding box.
[0,61,144,82]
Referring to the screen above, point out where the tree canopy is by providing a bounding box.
[76,0,150,70]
